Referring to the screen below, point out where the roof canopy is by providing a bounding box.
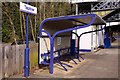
[40,14,106,37]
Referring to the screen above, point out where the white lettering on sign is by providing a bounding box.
[20,2,37,14]
[24,5,34,11]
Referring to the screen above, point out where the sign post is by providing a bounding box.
[20,2,37,77]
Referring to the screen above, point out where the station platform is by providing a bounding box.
[10,39,119,78]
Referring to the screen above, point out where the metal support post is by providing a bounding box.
[24,1,30,77]
[49,38,54,74]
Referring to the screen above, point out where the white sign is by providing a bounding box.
[20,2,37,14]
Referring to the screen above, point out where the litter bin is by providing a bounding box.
[104,34,111,48]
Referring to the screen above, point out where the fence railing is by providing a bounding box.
[1,43,38,78]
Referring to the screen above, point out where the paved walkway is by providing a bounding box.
[11,39,119,78]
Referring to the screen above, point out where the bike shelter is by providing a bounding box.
[39,14,106,74]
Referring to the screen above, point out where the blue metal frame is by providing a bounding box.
[24,1,29,77]
[40,14,97,74]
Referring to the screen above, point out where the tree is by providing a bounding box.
[2,2,17,43]
[2,2,74,43]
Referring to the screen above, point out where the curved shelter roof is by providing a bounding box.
[40,14,106,37]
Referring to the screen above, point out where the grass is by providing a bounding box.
[30,52,38,69]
